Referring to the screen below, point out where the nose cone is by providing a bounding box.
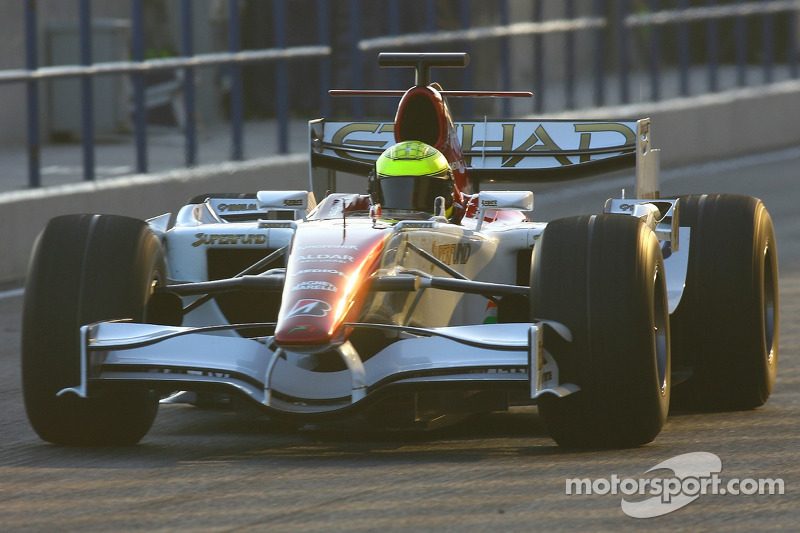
[274,223,388,351]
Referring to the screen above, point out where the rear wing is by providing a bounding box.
[309,117,660,200]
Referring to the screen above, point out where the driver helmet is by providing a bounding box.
[370,140,454,216]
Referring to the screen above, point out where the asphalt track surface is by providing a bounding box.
[1,148,799,532]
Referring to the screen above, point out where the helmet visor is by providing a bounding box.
[377,175,452,213]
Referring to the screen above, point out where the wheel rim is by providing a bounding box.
[654,265,668,395]
[763,243,777,368]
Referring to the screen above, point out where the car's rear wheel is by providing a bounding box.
[22,214,164,445]
[670,194,778,410]
[531,215,670,448]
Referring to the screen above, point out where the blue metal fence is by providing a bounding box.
[10,0,330,187]
[2,0,799,189]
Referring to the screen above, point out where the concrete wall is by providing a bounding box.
[0,155,307,283]
[553,79,800,169]
[2,80,800,283]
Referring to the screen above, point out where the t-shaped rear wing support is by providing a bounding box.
[330,52,532,99]
[378,52,470,86]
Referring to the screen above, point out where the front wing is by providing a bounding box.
[60,321,577,419]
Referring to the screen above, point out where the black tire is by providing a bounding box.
[669,194,778,410]
[531,215,670,448]
[22,214,164,446]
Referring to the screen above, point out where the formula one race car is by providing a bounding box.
[21,53,779,448]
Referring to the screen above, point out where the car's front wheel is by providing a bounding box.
[22,214,164,445]
[531,214,670,448]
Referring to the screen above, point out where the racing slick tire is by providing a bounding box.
[669,194,778,411]
[531,215,670,448]
[22,214,164,446]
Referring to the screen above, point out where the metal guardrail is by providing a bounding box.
[0,48,332,84]
[623,0,800,103]
[3,0,799,189]
[13,0,330,187]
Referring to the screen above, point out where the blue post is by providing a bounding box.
[790,6,799,79]
[349,0,362,119]
[79,0,95,181]
[678,0,689,97]
[426,0,436,33]
[387,0,400,44]
[228,0,244,160]
[274,0,289,154]
[459,0,473,119]
[132,0,147,173]
[181,0,197,167]
[735,0,746,86]
[500,0,511,116]
[762,11,774,84]
[618,0,630,104]
[317,0,331,118]
[533,1,544,114]
[649,0,661,101]
[24,0,40,188]
[565,0,575,110]
[593,0,604,107]
[706,0,718,92]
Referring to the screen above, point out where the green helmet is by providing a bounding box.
[371,141,454,214]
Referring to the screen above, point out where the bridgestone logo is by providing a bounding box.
[286,299,331,318]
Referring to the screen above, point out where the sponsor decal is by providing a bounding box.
[327,121,636,168]
[293,268,348,278]
[330,122,396,163]
[431,241,471,265]
[297,244,359,250]
[292,281,338,292]
[460,122,636,167]
[258,221,295,229]
[485,368,526,374]
[192,233,267,247]
[297,254,355,264]
[398,221,435,229]
[288,325,314,334]
[287,299,331,318]
[283,199,304,207]
[481,199,498,207]
[218,203,257,212]
[483,300,498,324]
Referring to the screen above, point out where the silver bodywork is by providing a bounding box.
[57,118,690,423]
